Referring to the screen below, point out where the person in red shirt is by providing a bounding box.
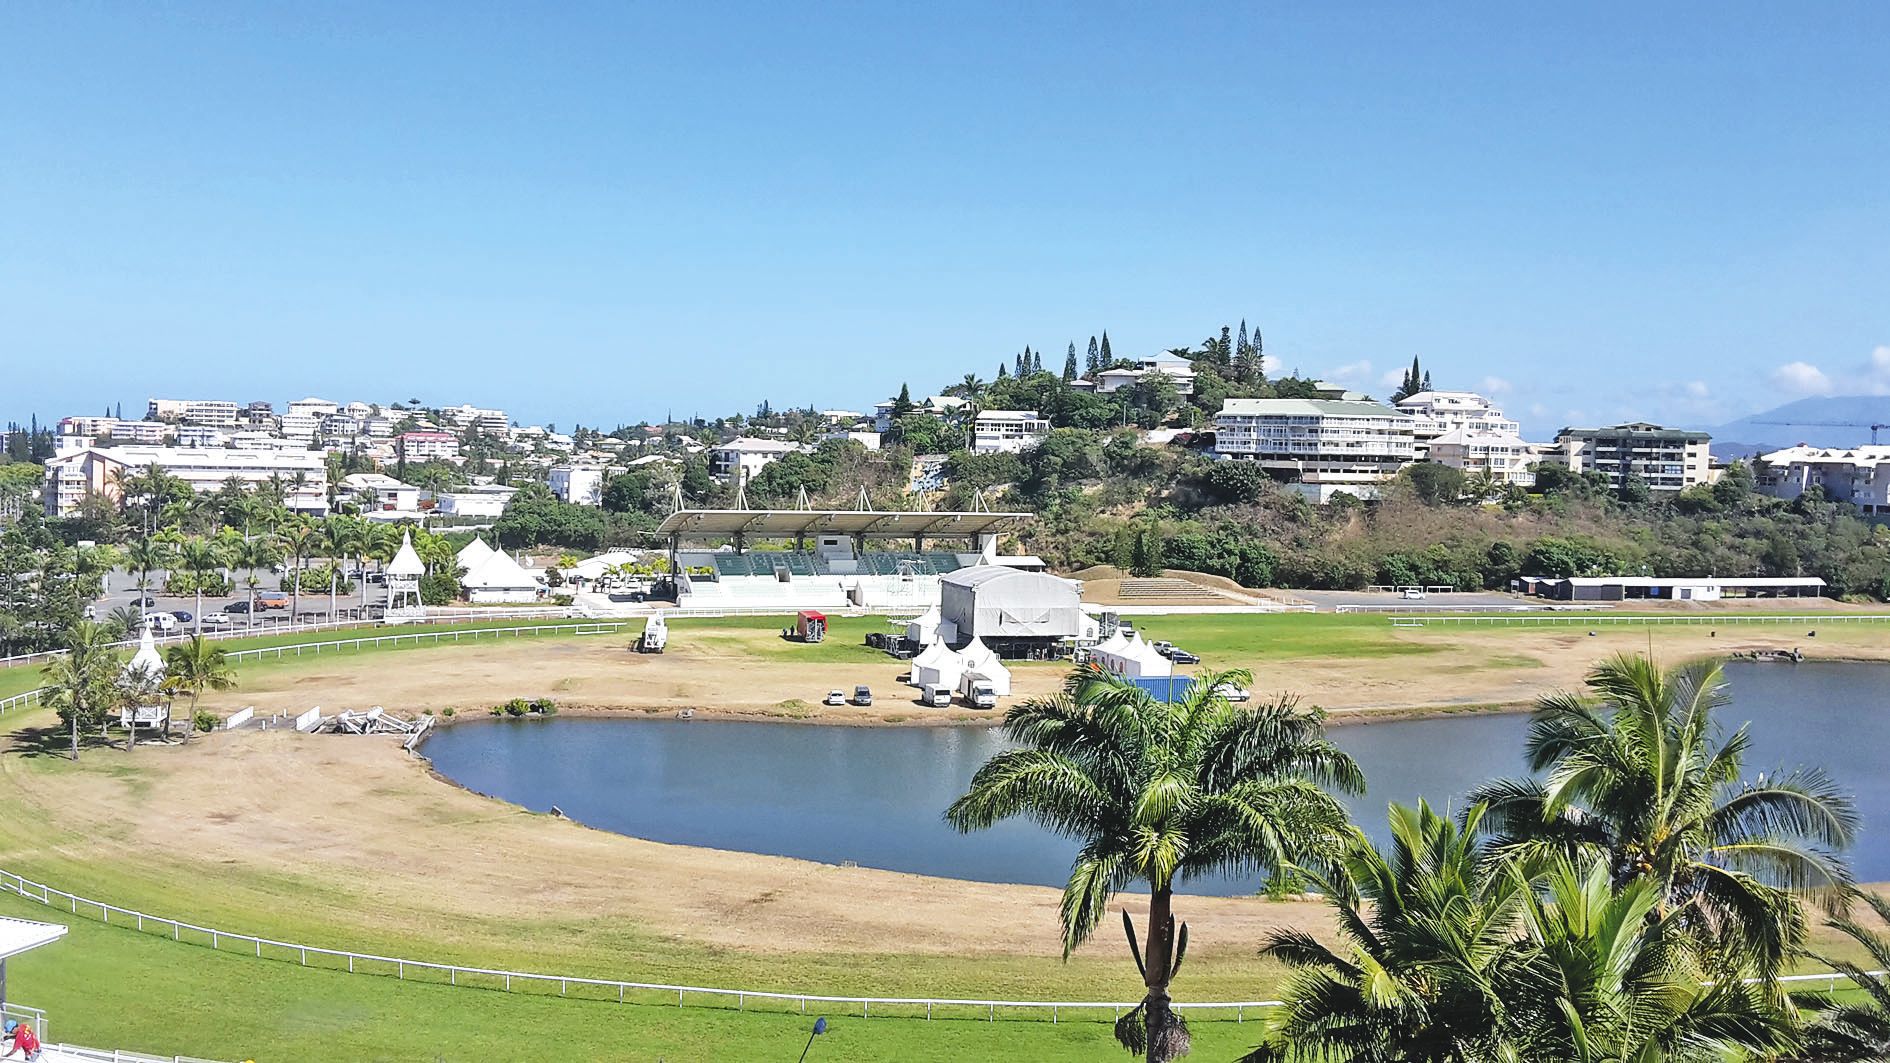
[2,1019,41,1062]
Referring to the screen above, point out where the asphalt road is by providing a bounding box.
[94,567,381,630]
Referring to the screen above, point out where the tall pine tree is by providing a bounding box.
[1236,320,1249,364]
[1085,336,1100,375]
[1032,348,1043,374]
[1099,331,1113,366]
[1063,342,1078,382]
[1014,351,1026,377]
[997,361,1009,379]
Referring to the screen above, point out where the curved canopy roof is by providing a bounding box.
[657,507,1028,539]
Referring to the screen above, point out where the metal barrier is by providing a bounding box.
[2,1001,47,1043]
[46,1045,228,1063]
[0,869,1277,1024]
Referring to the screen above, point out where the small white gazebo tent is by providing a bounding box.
[905,606,942,646]
[385,530,427,616]
[119,627,170,730]
[957,637,1013,696]
[909,640,964,690]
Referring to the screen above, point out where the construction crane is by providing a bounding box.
[1751,420,1889,445]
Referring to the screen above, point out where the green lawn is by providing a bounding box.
[0,889,1270,1062]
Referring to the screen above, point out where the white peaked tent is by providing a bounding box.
[909,639,964,690]
[1095,631,1172,679]
[906,605,942,646]
[388,531,427,578]
[461,549,543,604]
[1091,628,1130,661]
[456,536,496,573]
[120,627,169,729]
[957,637,1013,696]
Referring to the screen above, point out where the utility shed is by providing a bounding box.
[938,566,1085,657]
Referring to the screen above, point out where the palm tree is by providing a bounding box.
[946,667,1361,1062]
[276,518,320,622]
[124,537,173,607]
[40,622,123,761]
[233,536,280,621]
[162,635,236,745]
[1792,892,1890,1061]
[102,604,145,641]
[1469,653,1857,977]
[177,537,225,635]
[1240,802,1522,1063]
[324,516,367,617]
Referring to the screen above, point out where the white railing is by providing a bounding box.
[2,1002,46,1043]
[47,1045,228,1063]
[0,868,1277,1024]
[1383,612,1890,626]
[0,687,48,715]
[219,622,628,664]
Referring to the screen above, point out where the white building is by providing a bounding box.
[460,548,543,603]
[873,395,969,433]
[1427,426,1536,487]
[171,425,229,449]
[57,417,172,449]
[43,445,328,516]
[549,464,609,506]
[1756,445,1890,513]
[1213,398,1416,501]
[971,410,1050,454]
[1096,357,1196,396]
[341,473,421,514]
[433,484,517,517]
[442,404,509,434]
[710,437,805,483]
[279,413,320,440]
[285,397,340,420]
[1550,422,1714,492]
[145,399,241,427]
[398,431,460,462]
[1394,391,1521,460]
[820,429,882,450]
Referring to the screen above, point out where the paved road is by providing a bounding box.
[93,567,381,631]
[1290,589,1529,611]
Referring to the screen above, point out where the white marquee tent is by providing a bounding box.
[957,637,1013,696]
[456,537,496,574]
[461,550,544,604]
[1093,630,1172,678]
[909,639,964,690]
[905,605,942,646]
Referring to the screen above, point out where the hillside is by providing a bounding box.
[1710,395,1890,455]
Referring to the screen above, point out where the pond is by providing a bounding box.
[421,661,1890,896]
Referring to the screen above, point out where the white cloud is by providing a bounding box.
[1480,376,1512,395]
[1378,368,1406,389]
[1528,403,1549,418]
[1767,347,1890,397]
[1771,361,1834,396]
[1327,359,1373,382]
[1683,380,1710,399]
[1260,354,1284,375]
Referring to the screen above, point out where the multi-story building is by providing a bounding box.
[57,416,174,449]
[549,464,610,506]
[873,395,968,433]
[279,413,319,439]
[1394,391,1522,460]
[286,397,340,420]
[172,425,229,449]
[432,484,518,518]
[971,410,1050,454]
[1427,426,1536,486]
[1755,445,1890,513]
[43,446,328,516]
[442,404,509,434]
[710,437,805,483]
[1550,422,1713,492]
[242,402,276,430]
[1213,398,1416,501]
[397,431,461,462]
[1096,357,1197,396]
[144,399,240,427]
[341,472,422,515]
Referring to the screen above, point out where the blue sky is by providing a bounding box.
[4,3,1887,437]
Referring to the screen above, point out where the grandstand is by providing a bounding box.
[657,502,1032,610]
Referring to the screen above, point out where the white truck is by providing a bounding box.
[920,684,953,707]
[959,674,999,710]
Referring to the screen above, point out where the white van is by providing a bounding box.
[921,684,953,708]
[142,612,178,634]
[959,676,998,710]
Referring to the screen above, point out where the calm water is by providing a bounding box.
[422,661,1890,896]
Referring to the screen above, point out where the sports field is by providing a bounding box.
[0,610,1885,1060]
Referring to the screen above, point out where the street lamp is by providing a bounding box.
[796,1016,828,1062]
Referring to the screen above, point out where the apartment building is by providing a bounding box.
[1755,445,1890,513]
[442,404,509,434]
[57,417,172,448]
[1214,398,1416,501]
[872,395,968,433]
[286,397,340,420]
[971,410,1050,454]
[145,399,241,427]
[43,446,328,516]
[710,437,805,483]
[1096,357,1196,396]
[549,463,610,505]
[397,431,461,462]
[1394,390,1522,460]
[1550,422,1713,492]
[1427,426,1536,486]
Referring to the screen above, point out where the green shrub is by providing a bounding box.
[441,707,456,717]
[529,697,557,716]
[193,711,219,733]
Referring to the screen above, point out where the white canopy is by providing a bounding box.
[0,915,66,962]
[456,537,495,573]
[1092,628,1130,658]
[125,626,165,680]
[567,550,640,581]
[905,606,942,646]
[387,530,426,577]
[956,637,1012,696]
[909,639,964,690]
[1094,630,1172,678]
[462,549,541,592]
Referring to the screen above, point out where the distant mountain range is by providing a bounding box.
[1706,396,1890,458]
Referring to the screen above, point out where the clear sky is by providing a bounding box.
[4,3,1887,437]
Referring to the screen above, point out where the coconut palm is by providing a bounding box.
[40,621,123,761]
[1240,802,1524,1063]
[1469,653,1857,978]
[946,667,1361,1062]
[1792,892,1890,1062]
[102,604,146,641]
[232,536,280,620]
[162,635,235,745]
[124,537,173,606]
[324,515,368,617]
[275,517,320,621]
[176,537,225,635]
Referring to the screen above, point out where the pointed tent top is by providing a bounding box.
[456,536,495,570]
[387,530,426,577]
[126,626,165,679]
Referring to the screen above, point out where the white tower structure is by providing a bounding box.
[119,626,170,731]
[385,530,427,618]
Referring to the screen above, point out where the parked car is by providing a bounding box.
[132,595,156,608]
[851,685,873,707]
[1168,649,1201,665]
[142,612,178,634]
[1152,640,1175,656]
[199,613,233,628]
[223,600,254,614]
[170,610,193,623]
[256,592,290,610]
[823,689,846,706]
[1211,682,1251,702]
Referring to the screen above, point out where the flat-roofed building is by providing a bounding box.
[1213,398,1416,501]
[971,410,1049,454]
[432,484,517,517]
[1096,357,1196,396]
[341,472,421,514]
[1755,444,1890,513]
[286,397,340,420]
[43,445,328,516]
[442,404,509,434]
[398,431,460,462]
[1550,422,1712,492]
[1394,390,1521,460]
[549,463,609,505]
[1427,426,1536,486]
[710,437,805,483]
[144,399,241,428]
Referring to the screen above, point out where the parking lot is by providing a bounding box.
[92,567,381,631]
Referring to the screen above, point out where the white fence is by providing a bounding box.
[0,868,1277,1024]
[1383,612,1890,627]
[220,622,629,664]
[45,1044,228,1063]
[0,688,48,716]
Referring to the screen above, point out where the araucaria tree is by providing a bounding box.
[946,667,1361,1062]
[1470,653,1857,978]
